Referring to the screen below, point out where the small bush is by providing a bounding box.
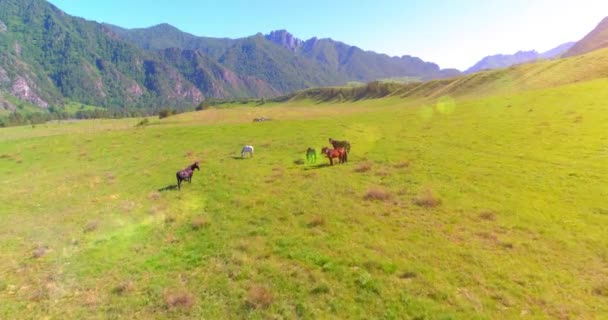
[307,216,325,228]
[393,161,410,169]
[354,162,372,173]
[191,217,209,230]
[246,285,273,309]
[135,118,150,127]
[364,188,392,201]
[84,221,98,233]
[413,189,442,208]
[158,109,176,119]
[310,284,330,295]
[165,291,194,309]
[148,192,161,201]
[400,271,417,279]
[32,245,48,258]
[112,281,134,295]
[593,283,608,297]
[478,210,496,221]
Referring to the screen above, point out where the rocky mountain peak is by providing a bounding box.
[265,30,302,52]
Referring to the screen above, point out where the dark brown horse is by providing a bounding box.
[321,147,347,165]
[176,162,200,190]
[329,138,351,155]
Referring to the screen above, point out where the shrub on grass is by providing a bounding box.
[135,118,149,127]
[412,189,442,208]
[165,291,194,309]
[246,285,273,309]
[478,210,496,221]
[112,281,134,295]
[32,245,48,258]
[364,188,392,201]
[84,221,98,233]
[354,162,372,173]
[191,217,209,230]
[307,216,325,228]
[393,161,410,169]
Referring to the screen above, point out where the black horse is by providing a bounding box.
[176,162,200,190]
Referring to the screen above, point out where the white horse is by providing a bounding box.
[241,145,254,158]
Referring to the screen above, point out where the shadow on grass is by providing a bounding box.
[304,163,333,170]
[232,156,249,160]
[158,185,179,192]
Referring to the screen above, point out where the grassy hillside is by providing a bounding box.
[288,47,608,103]
[1,75,607,318]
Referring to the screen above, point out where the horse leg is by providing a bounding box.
[177,178,181,190]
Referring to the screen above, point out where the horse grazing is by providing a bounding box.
[306,147,317,163]
[176,161,200,190]
[329,138,351,155]
[241,145,254,158]
[321,147,347,165]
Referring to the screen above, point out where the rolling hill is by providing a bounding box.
[564,16,608,57]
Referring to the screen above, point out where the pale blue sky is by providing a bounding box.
[48,0,608,70]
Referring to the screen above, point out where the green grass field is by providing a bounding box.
[1,78,607,319]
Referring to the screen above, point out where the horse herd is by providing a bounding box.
[176,137,351,190]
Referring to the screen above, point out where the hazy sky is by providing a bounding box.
[47,0,608,70]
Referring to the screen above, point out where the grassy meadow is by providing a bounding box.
[1,78,607,319]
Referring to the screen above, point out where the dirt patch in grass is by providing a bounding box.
[165,290,195,309]
[412,188,442,208]
[364,188,392,201]
[354,162,372,173]
[246,285,273,309]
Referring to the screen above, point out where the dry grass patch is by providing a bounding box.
[307,216,325,228]
[246,285,273,309]
[112,281,134,295]
[165,290,195,309]
[399,271,417,279]
[364,188,392,201]
[393,161,410,169]
[191,217,209,230]
[164,215,176,224]
[593,283,608,297]
[478,210,497,221]
[32,245,49,258]
[412,188,442,208]
[363,188,392,201]
[83,221,98,233]
[148,192,161,200]
[354,162,372,173]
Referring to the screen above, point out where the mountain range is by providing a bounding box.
[0,0,606,112]
[464,42,575,74]
[0,0,460,110]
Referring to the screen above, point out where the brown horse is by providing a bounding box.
[176,162,200,190]
[329,138,351,154]
[321,147,347,165]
